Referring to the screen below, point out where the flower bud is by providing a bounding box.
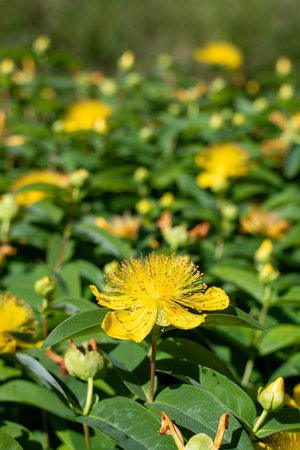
[221,203,238,221]
[134,166,149,182]
[159,192,174,208]
[34,276,55,299]
[0,194,18,221]
[118,51,135,71]
[136,198,152,215]
[139,127,154,142]
[185,433,214,450]
[278,84,294,100]
[232,112,246,126]
[0,58,15,75]
[99,78,118,96]
[156,53,173,70]
[33,35,50,54]
[276,57,292,76]
[255,239,273,264]
[162,224,188,251]
[258,263,279,284]
[64,347,105,381]
[68,168,89,188]
[257,377,285,412]
[209,112,223,129]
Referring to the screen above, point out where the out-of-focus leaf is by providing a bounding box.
[270,286,300,306]
[258,325,300,355]
[42,308,108,348]
[284,144,300,179]
[47,234,75,270]
[78,397,176,449]
[0,431,23,450]
[270,352,300,380]
[73,223,132,259]
[210,265,265,302]
[0,360,22,382]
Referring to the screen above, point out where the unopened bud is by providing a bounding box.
[0,58,15,75]
[64,347,105,381]
[134,166,149,182]
[0,194,18,221]
[162,224,188,251]
[34,276,55,299]
[258,263,279,284]
[159,192,174,208]
[68,168,89,188]
[278,84,294,100]
[255,239,273,264]
[185,433,214,450]
[221,203,238,221]
[276,57,292,76]
[257,377,285,412]
[136,198,152,214]
[33,35,50,54]
[118,51,135,71]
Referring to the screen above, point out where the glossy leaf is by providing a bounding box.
[42,308,108,348]
[256,408,300,438]
[258,325,300,355]
[0,431,23,450]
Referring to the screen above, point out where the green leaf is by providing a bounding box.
[284,144,300,179]
[148,385,253,449]
[52,296,98,313]
[14,352,68,399]
[279,224,300,250]
[256,408,300,438]
[58,262,81,297]
[73,223,132,259]
[107,341,151,401]
[42,308,108,348]
[0,360,22,382]
[210,265,265,302]
[157,337,235,380]
[0,431,23,450]
[78,397,176,449]
[258,325,300,355]
[0,380,75,420]
[156,360,256,429]
[29,201,64,224]
[270,352,300,380]
[270,286,300,306]
[202,306,266,331]
[47,233,75,270]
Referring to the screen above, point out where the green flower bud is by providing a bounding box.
[162,224,188,251]
[257,377,285,412]
[221,203,238,221]
[0,194,18,221]
[258,263,279,284]
[64,348,106,381]
[185,433,214,450]
[34,276,55,300]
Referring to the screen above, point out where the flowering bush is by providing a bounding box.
[0,39,300,449]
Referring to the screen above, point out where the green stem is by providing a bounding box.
[1,219,10,243]
[252,409,269,435]
[241,286,271,387]
[149,335,157,402]
[82,377,94,449]
[83,377,94,416]
[54,220,72,272]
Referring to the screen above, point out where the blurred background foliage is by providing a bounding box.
[1,0,300,74]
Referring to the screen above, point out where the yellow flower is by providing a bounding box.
[193,42,243,70]
[240,206,290,239]
[255,239,273,264]
[95,214,140,239]
[0,293,36,353]
[275,57,292,76]
[255,432,300,449]
[12,170,69,206]
[62,100,112,133]
[195,143,249,189]
[90,253,229,343]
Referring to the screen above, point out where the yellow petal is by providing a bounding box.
[89,285,136,310]
[162,300,206,330]
[102,304,157,343]
[0,333,17,353]
[293,383,300,407]
[178,287,230,311]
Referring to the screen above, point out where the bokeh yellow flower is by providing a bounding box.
[0,293,37,353]
[95,214,140,239]
[193,42,243,70]
[254,432,300,449]
[240,206,290,239]
[12,170,69,206]
[90,253,229,343]
[62,100,112,133]
[285,383,300,408]
[195,142,249,189]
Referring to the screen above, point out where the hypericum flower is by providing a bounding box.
[62,100,112,133]
[254,432,300,449]
[195,143,249,189]
[193,42,243,70]
[240,206,290,239]
[95,214,140,239]
[0,293,37,353]
[90,254,229,343]
[12,170,69,206]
